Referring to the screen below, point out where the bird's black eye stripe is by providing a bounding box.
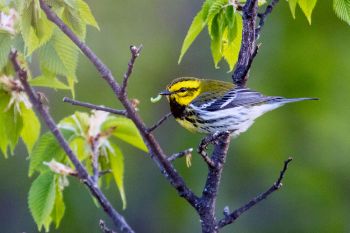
[179,87,187,92]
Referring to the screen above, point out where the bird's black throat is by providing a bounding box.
[169,98,187,119]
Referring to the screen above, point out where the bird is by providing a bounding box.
[159,77,317,137]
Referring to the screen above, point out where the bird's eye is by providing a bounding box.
[179,87,187,92]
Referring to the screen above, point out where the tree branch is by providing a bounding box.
[100,220,117,233]
[63,97,127,116]
[256,0,280,37]
[168,148,193,162]
[217,157,293,229]
[147,112,172,133]
[121,45,143,96]
[232,0,258,86]
[39,0,199,209]
[10,51,135,233]
[197,133,231,233]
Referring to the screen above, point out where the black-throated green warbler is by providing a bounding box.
[160,77,317,136]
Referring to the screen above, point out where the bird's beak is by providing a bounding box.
[159,90,172,95]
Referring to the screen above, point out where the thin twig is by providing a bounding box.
[63,97,127,116]
[99,169,112,177]
[39,0,199,209]
[10,51,135,233]
[197,132,231,168]
[99,220,117,233]
[256,0,280,38]
[147,112,172,132]
[217,157,293,229]
[168,148,193,162]
[121,45,143,96]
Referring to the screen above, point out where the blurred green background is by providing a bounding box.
[1,0,350,232]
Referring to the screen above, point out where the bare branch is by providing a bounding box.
[168,148,193,162]
[99,220,117,233]
[90,136,100,184]
[198,132,231,233]
[256,0,280,37]
[197,132,231,168]
[121,45,143,95]
[39,0,199,209]
[147,112,172,133]
[217,157,293,229]
[63,97,127,116]
[10,51,135,233]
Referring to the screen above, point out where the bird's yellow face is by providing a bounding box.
[161,78,202,106]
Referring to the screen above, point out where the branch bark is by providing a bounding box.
[10,51,134,233]
[232,0,258,86]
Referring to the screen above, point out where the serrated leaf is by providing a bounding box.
[77,0,99,29]
[0,32,12,70]
[0,91,23,156]
[298,0,317,24]
[178,9,208,63]
[39,29,78,76]
[222,13,242,71]
[207,0,226,21]
[20,103,41,153]
[69,136,88,161]
[28,172,56,231]
[210,13,223,67]
[333,0,350,25]
[108,143,126,209]
[29,130,74,176]
[62,6,86,38]
[20,0,54,55]
[51,181,65,229]
[102,116,148,152]
[29,75,70,90]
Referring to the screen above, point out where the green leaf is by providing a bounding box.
[20,0,54,55]
[0,32,12,70]
[76,0,99,29]
[108,143,126,209]
[178,8,208,63]
[62,6,86,38]
[28,172,56,231]
[38,29,79,78]
[51,181,65,229]
[0,91,23,157]
[207,0,226,21]
[333,0,350,25]
[210,13,223,67]
[102,116,148,152]
[69,136,88,161]
[298,0,317,24]
[222,13,242,71]
[29,130,74,176]
[288,0,298,18]
[29,74,70,90]
[20,103,41,153]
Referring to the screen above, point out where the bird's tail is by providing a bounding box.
[268,97,319,105]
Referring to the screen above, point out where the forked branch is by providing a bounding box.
[217,157,293,228]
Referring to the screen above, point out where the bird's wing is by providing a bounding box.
[192,88,278,111]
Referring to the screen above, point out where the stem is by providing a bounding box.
[63,97,127,116]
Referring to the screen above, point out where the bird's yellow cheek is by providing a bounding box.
[173,93,199,106]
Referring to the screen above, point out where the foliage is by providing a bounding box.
[27,111,147,231]
[179,0,350,70]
